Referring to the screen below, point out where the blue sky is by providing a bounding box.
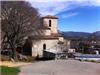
[27,0,100,33]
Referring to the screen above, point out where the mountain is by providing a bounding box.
[61,31,100,39]
[92,31,100,37]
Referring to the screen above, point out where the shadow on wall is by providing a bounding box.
[22,39,32,56]
[43,51,56,59]
[36,51,56,60]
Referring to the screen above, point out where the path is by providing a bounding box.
[19,60,100,75]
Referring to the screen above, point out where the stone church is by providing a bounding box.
[23,15,64,58]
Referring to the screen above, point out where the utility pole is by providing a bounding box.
[0,18,1,50]
[0,3,1,50]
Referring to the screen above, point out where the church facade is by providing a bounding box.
[25,15,64,58]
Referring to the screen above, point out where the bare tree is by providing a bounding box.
[1,1,40,60]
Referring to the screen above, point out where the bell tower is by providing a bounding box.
[42,15,58,34]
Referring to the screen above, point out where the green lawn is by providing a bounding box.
[0,66,20,75]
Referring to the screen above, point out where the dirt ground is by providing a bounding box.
[18,59,100,75]
[0,61,31,67]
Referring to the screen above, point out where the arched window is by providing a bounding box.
[49,20,51,27]
[43,44,46,50]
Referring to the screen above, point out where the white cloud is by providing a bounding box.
[29,2,76,16]
[26,0,100,3]
[26,0,100,16]
[61,12,79,19]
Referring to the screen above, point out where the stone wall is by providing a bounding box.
[32,39,59,58]
[31,29,51,36]
[43,18,58,34]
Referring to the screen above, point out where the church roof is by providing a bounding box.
[29,33,61,40]
[29,35,59,40]
[42,15,58,19]
[38,25,51,30]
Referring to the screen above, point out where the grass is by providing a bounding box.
[0,66,20,75]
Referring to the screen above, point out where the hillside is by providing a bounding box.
[61,31,100,39]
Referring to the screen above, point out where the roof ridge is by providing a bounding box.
[42,15,58,19]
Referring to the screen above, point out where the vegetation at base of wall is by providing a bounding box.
[0,66,20,75]
[82,59,100,63]
[23,56,36,62]
[35,57,55,61]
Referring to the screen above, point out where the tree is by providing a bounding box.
[78,42,90,54]
[1,1,40,60]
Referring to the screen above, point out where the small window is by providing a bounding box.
[43,44,46,50]
[49,20,51,27]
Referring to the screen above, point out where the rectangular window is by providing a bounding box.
[49,20,51,27]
